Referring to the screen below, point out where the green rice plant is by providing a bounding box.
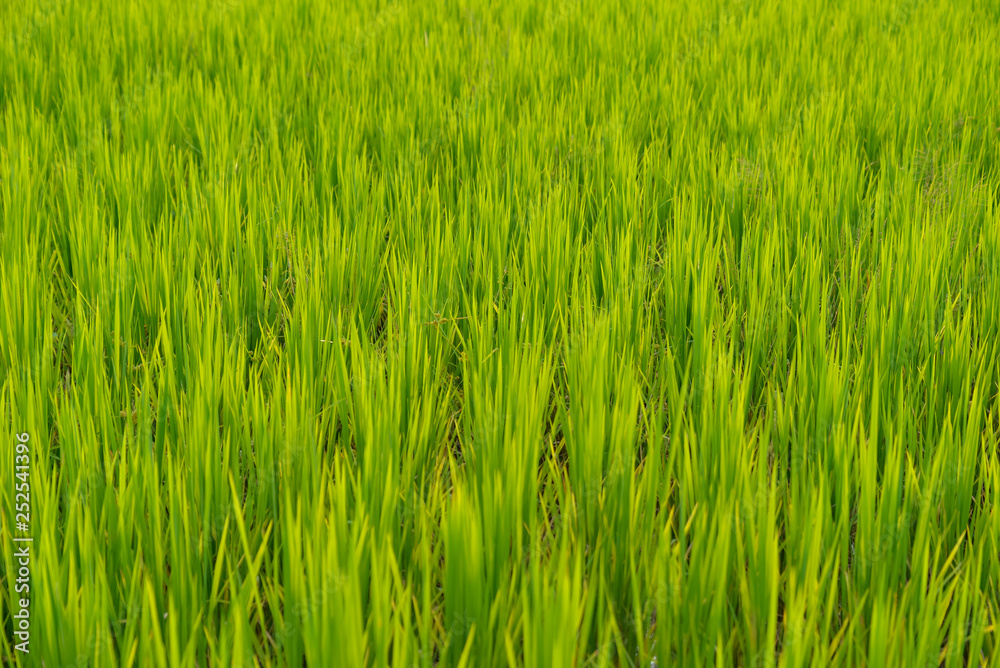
[1,0,999,665]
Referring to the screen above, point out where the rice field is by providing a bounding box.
[2,0,1000,665]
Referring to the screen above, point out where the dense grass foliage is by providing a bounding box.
[2,0,1000,665]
